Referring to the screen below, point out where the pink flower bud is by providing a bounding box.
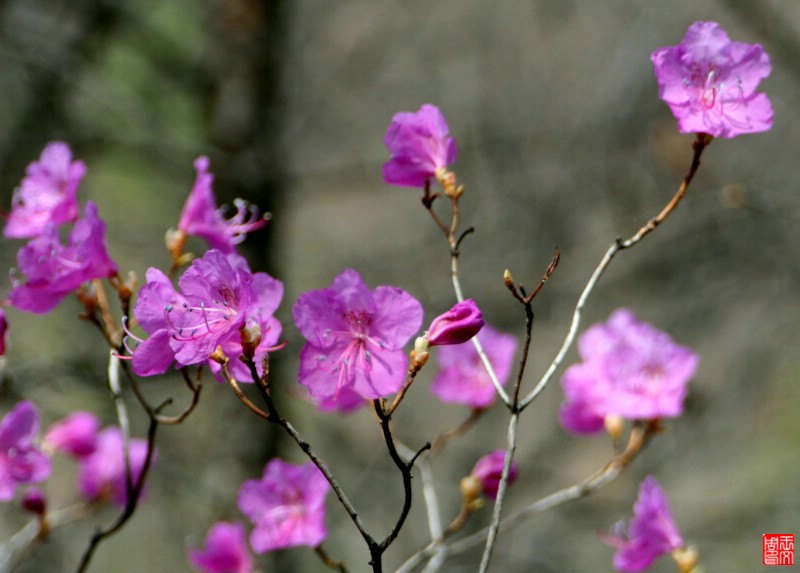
[425,300,484,347]
[21,487,46,517]
[471,450,518,501]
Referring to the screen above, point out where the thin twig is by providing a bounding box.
[429,408,484,454]
[315,545,348,573]
[448,421,655,556]
[400,422,656,570]
[0,504,90,573]
[242,358,380,570]
[374,400,432,554]
[519,134,710,410]
[75,402,163,573]
[219,361,269,419]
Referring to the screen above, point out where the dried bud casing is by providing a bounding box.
[240,323,262,361]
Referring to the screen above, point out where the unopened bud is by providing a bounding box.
[460,475,482,506]
[410,348,429,372]
[673,546,699,573]
[240,322,262,361]
[423,300,484,347]
[165,228,186,259]
[21,488,46,517]
[604,414,625,441]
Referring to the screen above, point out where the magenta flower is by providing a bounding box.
[189,521,253,573]
[44,411,100,459]
[293,269,423,400]
[237,458,330,553]
[129,250,282,377]
[309,384,366,414]
[383,104,458,188]
[471,450,518,501]
[178,156,267,253]
[430,324,518,409]
[207,261,284,383]
[605,476,684,571]
[4,142,85,239]
[77,427,150,506]
[9,201,118,314]
[424,299,484,347]
[651,21,773,138]
[559,309,698,434]
[0,401,51,501]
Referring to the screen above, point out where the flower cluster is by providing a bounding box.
[652,21,773,138]
[44,411,151,506]
[559,309,698,434]
[4,142,85,239]
[2,143,117,315]
[129,250,283,379]
[293,269,422,401]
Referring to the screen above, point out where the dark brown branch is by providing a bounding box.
[75,403,163,573]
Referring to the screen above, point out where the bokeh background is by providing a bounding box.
[0,1,798,571]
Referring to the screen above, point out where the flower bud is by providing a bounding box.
[470,450,518,501]
[424,299,484,347]
[239,322,262,361]
[21,488,46,517]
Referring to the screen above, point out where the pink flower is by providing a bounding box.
[44,411,101,459]
[559,309,698,434]
[207,259,284,383]
[4,142,85,239]
[178,157,267,253]
[237,459,330,553]
[605,476,684,571]
[77,427,150,506]
[293,269,423,400]
[471,450,518,501]
[430,324,518,409]
[383,104,458,188]
[424,299,484,347]
[189,521,253,573]
[129,251,282,377]
[651,21,773,138]
[9,201,118,314]
[309,384,366,414]
[0,401,51,501]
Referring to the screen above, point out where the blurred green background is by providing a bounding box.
[0,1,798,571]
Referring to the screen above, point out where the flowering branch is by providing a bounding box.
[241,356,379,568]
[75,401,163,573]
[373,400,431,555]
[448,421,657,557]
[0,503,90,573]
[215,355,269,419]
[520,134,710,411]
[401,421,657,571]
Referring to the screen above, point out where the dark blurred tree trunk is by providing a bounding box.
[0,0,124,201]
